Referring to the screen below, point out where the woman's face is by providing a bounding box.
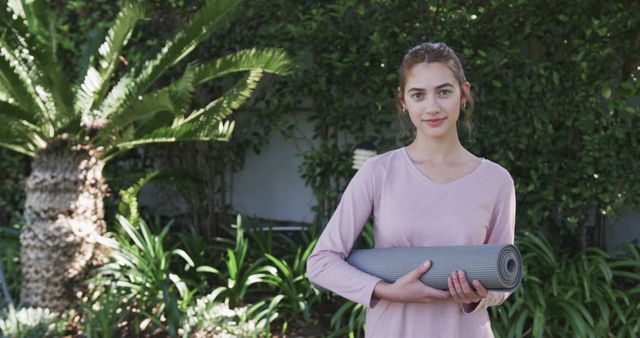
[400,62,469,140]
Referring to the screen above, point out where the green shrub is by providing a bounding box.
[43,1,640,248]
[328,301,366,338]
[209,0,640,248]
[183,291,282,338]
[491,232,640,337]
[93,215,193,337]
[209,216,274,309]
[263,238,320,324]
[77,283,127,338]
[0,306,63,338]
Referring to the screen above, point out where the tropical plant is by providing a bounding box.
[77,283,127,338]
[174,223,222,291]
[490,232,640,338]
[0,0,290,311]
[209,216,274,308]
[263,238,319,324]
[609,242,640,336]
[328,301,366,338]
[116,171,160,229]
[183,290,283,338]
[0,306,63,338]
[93,215,196,337]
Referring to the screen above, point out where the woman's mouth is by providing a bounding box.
[424,118,446,127]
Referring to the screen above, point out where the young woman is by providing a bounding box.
[306,42,516,337]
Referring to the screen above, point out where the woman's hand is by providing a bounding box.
[373,260,451,303]
[447,270,488,310]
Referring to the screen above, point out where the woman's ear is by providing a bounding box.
[397,87,407,110]
[461,82,471,103]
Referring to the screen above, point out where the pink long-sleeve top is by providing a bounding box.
[306,147,516,338]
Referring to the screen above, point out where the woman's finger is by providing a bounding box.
[406,260,431,281]
[472,280,489,298]
[451,271,467,300]
[448,276,461,301]
[457,271,479,299]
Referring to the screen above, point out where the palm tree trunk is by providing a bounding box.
[20,141,107,312]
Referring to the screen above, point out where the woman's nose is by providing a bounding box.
[424,95,439,114]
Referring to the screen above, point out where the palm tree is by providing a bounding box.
[0,0,291,311]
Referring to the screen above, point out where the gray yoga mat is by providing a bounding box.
[347,244,522,292]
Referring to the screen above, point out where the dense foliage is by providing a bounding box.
[211,0,640,249]
[1,0,639,336]
[3,0,638,244]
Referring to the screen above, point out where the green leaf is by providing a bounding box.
[601,85,612,99]
[116,215,145,250]
[0,102,43,156]
[192,48,292,86]
[556,301,588,336]
[0,38,47,123]
[196,265,220,275]
[182,70,263,137]
[0,100,38,129]
[532,309,545,337]
[172,249,195,269]
[168,62,197,114]
[76,1,147,117]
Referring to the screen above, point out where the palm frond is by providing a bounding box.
[114,64,199,140]
[13,0,53,42]
[0,141,35,157]
[76,1,146,120]
[169,62,197,115]
[0,38,51,131]
[192,48,293,85]
[6,0,25,18]
[0,100,38,127]
[101,46,287,142]
[4,0,74,126]
[182,69,264,129]
[0,102,44,157]
[96,0,241,121]
[108,120,234,157]
[0,81,7,100]
[106,69,263,157]
[94,88,176,146]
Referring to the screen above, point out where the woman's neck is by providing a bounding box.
[407,132,471,163]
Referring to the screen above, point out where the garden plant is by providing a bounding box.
[0,0,290,311]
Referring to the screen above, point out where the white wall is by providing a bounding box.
[607,211,640,250]
[230,118,317,224]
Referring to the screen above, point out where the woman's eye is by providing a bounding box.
[411,93,423,99]
[439,90,451,96]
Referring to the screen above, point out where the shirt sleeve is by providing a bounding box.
[463,172,516,314]
[306,159,383,308]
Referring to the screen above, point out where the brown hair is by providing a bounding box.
[396,42,474,136]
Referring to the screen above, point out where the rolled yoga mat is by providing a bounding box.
[347,244,522,292]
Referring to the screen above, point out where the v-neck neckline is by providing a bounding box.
[401,146,485,188]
